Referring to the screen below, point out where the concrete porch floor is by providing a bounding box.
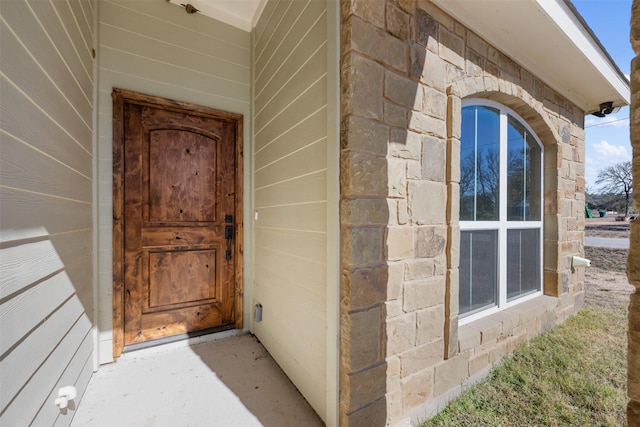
[71,332,324,427]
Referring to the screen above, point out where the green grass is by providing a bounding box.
[422,306,628,427]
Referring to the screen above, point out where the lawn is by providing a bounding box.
[422,244,631,427]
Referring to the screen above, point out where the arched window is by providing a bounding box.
[459,99,543,323]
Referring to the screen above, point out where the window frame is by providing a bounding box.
[459,99,544,325]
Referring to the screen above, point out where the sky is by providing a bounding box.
[571,0,633,191]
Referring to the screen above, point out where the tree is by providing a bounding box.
[595,161,633,216]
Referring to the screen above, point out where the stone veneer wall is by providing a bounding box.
[628,1,640,424]
[339,0,587,425]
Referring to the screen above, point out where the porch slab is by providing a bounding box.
[71,332,323,427]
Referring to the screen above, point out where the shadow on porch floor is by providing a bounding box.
[71,332,324,427]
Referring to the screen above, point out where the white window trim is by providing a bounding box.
[459,99,544,326]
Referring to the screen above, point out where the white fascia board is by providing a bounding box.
[537,0,629,105]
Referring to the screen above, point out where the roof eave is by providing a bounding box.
[431,0,630,114]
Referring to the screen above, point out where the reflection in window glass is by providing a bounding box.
[460,106,500,221]
[507,229,540,300]
[507,117,541,221]
[460,230,498,315]
[459,100,544,320]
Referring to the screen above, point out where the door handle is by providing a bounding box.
[225,225,233,260]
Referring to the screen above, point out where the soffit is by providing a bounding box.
[431,0,629,114]
[167,0,266,32]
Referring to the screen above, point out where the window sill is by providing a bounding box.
[457,295,558,354]
[459,290,543,326]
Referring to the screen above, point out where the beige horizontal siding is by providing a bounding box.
[255,242,327,295]
[254,0,307,72]
[255,226,327,264]
[0,256,91,355]
[107,0,249,48]
[253,0,281,49]
[1,17,92,150]
[253,0,329,419]
[0,2,95,426]
[31,333,94,426]
[1,311,93,426]
[254,1,326,87]
[99,47,248,101]
[255,138,328,187]
[1,134,92,202]
[2,2,92,118]
[100,24,250,84]
[1,251,92,408]
[1,79,93,177]
[255,42,327,117]
[255,170,327,206]
[254,106,327,167]
[100,3,249,67]
[0,188,92,243]
[255,80,328,152]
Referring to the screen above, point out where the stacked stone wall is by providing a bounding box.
[339,1,587,425]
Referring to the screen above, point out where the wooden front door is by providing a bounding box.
[113,89,242,353]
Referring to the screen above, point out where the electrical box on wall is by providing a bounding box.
[254,303,262,322]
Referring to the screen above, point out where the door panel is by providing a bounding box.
[122,101,237,346]
[146,249,219,309]
[148,130,217,223]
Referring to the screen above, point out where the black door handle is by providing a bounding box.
[225,225,233,260]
